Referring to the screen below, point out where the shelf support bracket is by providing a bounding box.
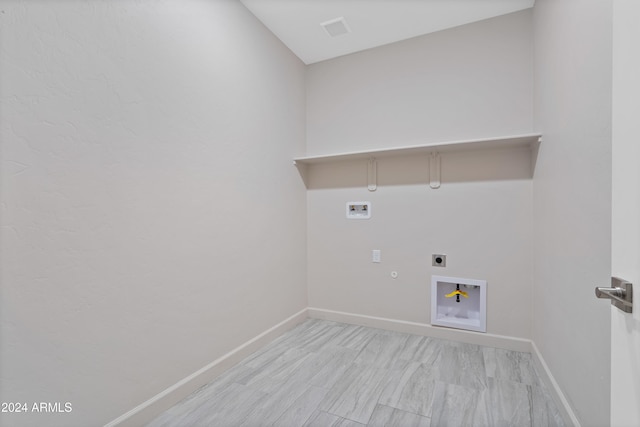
[293,160,310,188]
[429,152,441,189]
[367,158,377,192]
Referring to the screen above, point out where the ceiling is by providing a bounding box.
[240,0,535,65]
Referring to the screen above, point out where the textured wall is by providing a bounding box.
[0,1,306,425]
[306,11,535,339]
[532,0,612,425]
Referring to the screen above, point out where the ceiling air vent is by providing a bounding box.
[320,17,351,38]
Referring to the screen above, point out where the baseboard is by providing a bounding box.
[105,307,579,427]
[104,308,309,427]
[310,307,580,425]
[307,307,532,352]
[530,341,581,427]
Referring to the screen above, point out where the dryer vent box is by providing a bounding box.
[346,202,371,219]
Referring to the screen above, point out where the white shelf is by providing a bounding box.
[293,133,541,165]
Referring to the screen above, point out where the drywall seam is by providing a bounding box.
[307,307,532,352]
[104,308,309,427]
[531,341,581,427]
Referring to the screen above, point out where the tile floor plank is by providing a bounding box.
[146,319,565,427]
[485,378,533,426]
[318,362,391,424]
[379,362,437,417]
[436,341,488,389]
[302,410,366,427]
[238,379,312,426]
[483,347,540,386]
[273,386,329,427]
[429,381,491,427]
[368,404,431,427]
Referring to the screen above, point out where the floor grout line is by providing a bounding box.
[147,319,566,427]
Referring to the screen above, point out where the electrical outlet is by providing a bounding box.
[372,250,381,263]
[432,254,446,267]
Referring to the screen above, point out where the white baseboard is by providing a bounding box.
[309,307,580,426]
[308,307,532,352]
[106,306,578,427]
[104,308,309,427]
[531,341,581,427]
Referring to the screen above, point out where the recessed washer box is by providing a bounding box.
[346,201,371,219]
[431,275,487,333]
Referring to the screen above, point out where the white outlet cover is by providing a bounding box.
[346,201,371,219]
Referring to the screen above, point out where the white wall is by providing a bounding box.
[532,1,612,426]
[306,11,535,339]
[307,11,534,156]
[611,1,640,425]
[0,1,306,426]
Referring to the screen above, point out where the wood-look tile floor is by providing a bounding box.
[147,319,565,427]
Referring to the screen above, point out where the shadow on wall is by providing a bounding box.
[302,146,534,189]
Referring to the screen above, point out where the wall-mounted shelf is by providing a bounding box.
[293,133,541,165]
[293,133,542,190]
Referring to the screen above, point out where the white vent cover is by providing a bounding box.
[320,17,351,38]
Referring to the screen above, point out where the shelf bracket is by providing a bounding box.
[367,158,377,192]
[293,160,310,188]
[429,152,441,189]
